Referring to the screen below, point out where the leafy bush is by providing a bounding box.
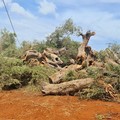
[96,50,106,62]
[63,69,88,82]
[0,74,21,90]
[11,65,32,86]
[79,81,114,101]
[86,66,103,79]
[0,54,56,90]
[30,65,56,85]
[105,63,120,75]
[64,70,78,81]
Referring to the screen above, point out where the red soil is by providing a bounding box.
[0,90,120,120]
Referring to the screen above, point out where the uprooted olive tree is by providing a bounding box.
[0,20,120,102]
[40,30,120,101]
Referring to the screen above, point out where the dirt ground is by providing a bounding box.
[0,90,120,120]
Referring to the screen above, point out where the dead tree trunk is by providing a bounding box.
[49,64,82,83]
[76,31,95,65]
[41,78,94,95]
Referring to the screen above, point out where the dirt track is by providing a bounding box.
[0,90,120,120]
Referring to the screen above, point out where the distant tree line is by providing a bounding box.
[0,18,120,61]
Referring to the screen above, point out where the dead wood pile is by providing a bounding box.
[21,31,119,100]
[21,47,65,67]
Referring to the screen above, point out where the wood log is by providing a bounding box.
[21,50,42,62]
[49,64,82,83]
[43,50,63,64]
[41,78,94,95]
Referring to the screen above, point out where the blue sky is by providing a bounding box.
[0,0,120,51]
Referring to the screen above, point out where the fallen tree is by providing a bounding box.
[41,78,94,95]
[49,64,82,83]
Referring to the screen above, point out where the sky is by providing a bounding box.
[0,0,120,51]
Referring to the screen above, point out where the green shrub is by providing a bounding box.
[86,66,103,79]
[0,74,21,90]
[11,65,32,86]
[0,54,56,91]
[79,81,114,101]
[64,70,78,81]
[105,63,120,74]
[96,50,106,62]
[30,65,56,85]
[77,70,88,79]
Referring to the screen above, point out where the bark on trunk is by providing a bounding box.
[41,78,94,95]
[49,64,82,83]
[76,31,95,65]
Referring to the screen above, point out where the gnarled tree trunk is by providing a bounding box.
[76,31,95,65]
[41,78,94,95]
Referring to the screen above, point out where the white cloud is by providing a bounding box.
[0,0,35,19]
[10,3,35,19]
[11,17,57,43]
[38,0,57,16]
[0,0,12,8]
[1,0,120,50]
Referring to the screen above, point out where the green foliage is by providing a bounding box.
[30,65,56,84]
[108,43,120,57]
[0,56,28,89]
[0,29,16,51]
[87,66,103,79]
[20,40,47,57]
[64,70,78,81]
[0,54,56,90]
[97,43,120,63]
[114,78,120,92]
[0,29,20,57]
[11,65,32,86]
[46,18,81,48]
[105,63,120,75]
[21,41,32,50]
[60,38,79,62]
[0,57,22,78]
[0,74,21,90]
[96,50,106,62]
[1,46,19,57]
[63,69,88,82]
[77,70,88,79]
[79,81,113,101]
[32,40,47,52]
